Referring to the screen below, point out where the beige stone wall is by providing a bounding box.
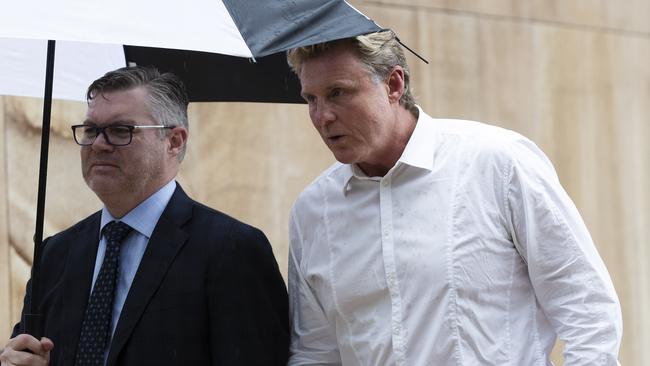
[1,0,648,364]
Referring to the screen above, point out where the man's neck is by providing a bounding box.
[101,178,175,218]
[357,107,418,177]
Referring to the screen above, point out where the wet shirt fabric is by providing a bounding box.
[288,107,622,366]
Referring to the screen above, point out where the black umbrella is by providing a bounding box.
[0,0,383,338]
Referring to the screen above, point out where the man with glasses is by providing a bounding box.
[1,66,289,366]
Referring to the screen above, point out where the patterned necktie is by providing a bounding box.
[75,221,132,366]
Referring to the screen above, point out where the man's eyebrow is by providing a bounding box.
[329,79,358,89]
[80,120,136,126]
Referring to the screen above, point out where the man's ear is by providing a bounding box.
[386,66,406,104]
[168,126,188,157]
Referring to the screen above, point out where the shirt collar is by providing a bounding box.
[397,106,436,172]
[341,106,437,195]
[100,179,177,239]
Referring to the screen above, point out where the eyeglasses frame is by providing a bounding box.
[71,124,176,146]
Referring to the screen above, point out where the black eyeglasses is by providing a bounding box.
[71,124,175,146]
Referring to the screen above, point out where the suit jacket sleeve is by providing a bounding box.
[207,225,290,365]
[11,236,57,339]
[11,280,31,338]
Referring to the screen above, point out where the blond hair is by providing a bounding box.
[287,31,417,116]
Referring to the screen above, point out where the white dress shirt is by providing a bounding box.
[288,107,622,366]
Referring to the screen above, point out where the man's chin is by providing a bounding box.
[332,153,357,165]
[85,178,121,197]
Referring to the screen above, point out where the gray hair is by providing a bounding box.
[87,66,189,160]
[287,30,417,116]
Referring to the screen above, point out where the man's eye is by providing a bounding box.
[109,127,132,138]
[82,127,98,137]
[330,88,343,98]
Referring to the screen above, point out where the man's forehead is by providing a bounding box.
[300,60,367,93]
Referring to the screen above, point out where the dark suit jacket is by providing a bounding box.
[13,185,289,365]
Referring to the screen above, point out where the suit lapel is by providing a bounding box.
[106,186,192,366]
[60,212,101,366]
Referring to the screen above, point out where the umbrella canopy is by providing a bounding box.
[0,0,383,338]
[0,39,307,103]
[0,0,382,103]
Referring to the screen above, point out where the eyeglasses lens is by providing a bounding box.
[75,126,132,146]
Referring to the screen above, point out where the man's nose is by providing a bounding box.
[90,131,114,151]
[311,101,335,127]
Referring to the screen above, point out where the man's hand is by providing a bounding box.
[0,334,53,366]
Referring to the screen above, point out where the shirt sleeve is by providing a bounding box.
[288,206,342,366]
[503,138,622,365]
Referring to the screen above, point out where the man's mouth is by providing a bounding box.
[90,161,118,169]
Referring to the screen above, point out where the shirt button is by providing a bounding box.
[381,180,389,187]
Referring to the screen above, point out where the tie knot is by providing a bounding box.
[103,221,132,243]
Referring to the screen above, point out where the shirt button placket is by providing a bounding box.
[379,176,406,366]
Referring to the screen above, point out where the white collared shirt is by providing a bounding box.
[288,107,622,365]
